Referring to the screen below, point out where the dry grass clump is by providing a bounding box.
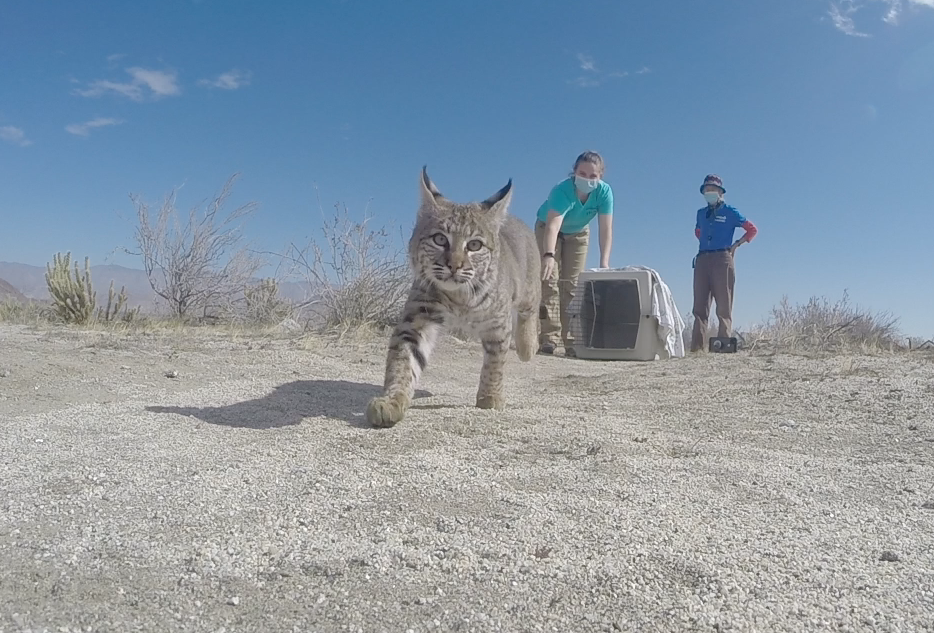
[743,290,902,355]
[0,299,49,325]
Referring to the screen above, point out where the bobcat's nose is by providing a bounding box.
[448,254,466,272]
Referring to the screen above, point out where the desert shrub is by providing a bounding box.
[0,299,49,324]
[743,290,902,353]
[281,194,410,332]
[243,277,294,325]
[126,173,264,320]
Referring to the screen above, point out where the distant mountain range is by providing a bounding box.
[0,261,315,312]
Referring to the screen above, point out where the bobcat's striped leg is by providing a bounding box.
[366,300,443,428]
[476,328,510,411]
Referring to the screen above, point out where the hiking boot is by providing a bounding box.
[565,346,577,358]
[539,342,556,355]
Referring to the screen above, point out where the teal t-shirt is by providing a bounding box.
[536,177,613,234]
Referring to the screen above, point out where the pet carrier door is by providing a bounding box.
[579,279,642,349]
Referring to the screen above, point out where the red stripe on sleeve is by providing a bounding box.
[695,227,701,239]
[741,220,758,242]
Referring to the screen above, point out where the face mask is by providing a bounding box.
[575,176,599,194]
[703,191,721,205]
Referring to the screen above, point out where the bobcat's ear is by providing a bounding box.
[482,178,513,218]
[419,165,445,211]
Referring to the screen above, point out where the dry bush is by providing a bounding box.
[124,173,264,320]
[279,191,410,333]
[242,278,295,326]
[0,299,49,324]
[743,290,902,354]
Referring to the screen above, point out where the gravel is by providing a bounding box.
[1,324,933,632]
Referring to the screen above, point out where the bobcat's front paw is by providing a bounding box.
[476,393,506,411]
[366,395,407,428]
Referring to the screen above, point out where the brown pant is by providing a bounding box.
[691,250,735,352]
[534,220,589,348]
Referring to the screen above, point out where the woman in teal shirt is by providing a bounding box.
[534,150,614,356]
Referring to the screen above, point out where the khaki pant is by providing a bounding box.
[534,220,590,348]
[691,249,735,352]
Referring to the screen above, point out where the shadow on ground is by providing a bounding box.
[146,380,433,429]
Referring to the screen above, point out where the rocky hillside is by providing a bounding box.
[0,277,27,302]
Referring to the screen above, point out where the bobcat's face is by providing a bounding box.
[415,221,494,291]
[409,167,512,294]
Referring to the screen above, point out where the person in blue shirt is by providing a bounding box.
[534,151,614,357]
[691,174,758,352]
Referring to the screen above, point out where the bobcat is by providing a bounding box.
[366,167,542,428]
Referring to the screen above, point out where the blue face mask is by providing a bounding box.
[703,191,721,205]
[574,175,599,194]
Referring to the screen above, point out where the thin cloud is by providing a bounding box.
[577,53,597,73]
[198,69,252,90]
[569,53,651,88]
[882,0,902,22]
[829,1,871,35]
[880,0,934,23]
[74,67,181,101]
[570,76,601,88]
[827,0,934,36]
[65,117,124,137]
[126,67,180,96]
[0,126,32,147]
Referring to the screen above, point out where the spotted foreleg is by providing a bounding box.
[476,322,511,411]
[366,301,443,428]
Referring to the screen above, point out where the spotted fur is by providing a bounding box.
[366,166,541,428]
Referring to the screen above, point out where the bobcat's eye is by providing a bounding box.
[466,239,483,252]
[431,233,448,247]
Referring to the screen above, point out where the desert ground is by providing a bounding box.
[1,322,932,632]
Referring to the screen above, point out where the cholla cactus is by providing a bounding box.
[97,280,129,322]
[246,277,279,306]
[45,252,96,324]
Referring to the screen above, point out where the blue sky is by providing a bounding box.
[1,0,932,335]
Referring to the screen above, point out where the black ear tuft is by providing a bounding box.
[482,178,513,210]
[421,165,443,199]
